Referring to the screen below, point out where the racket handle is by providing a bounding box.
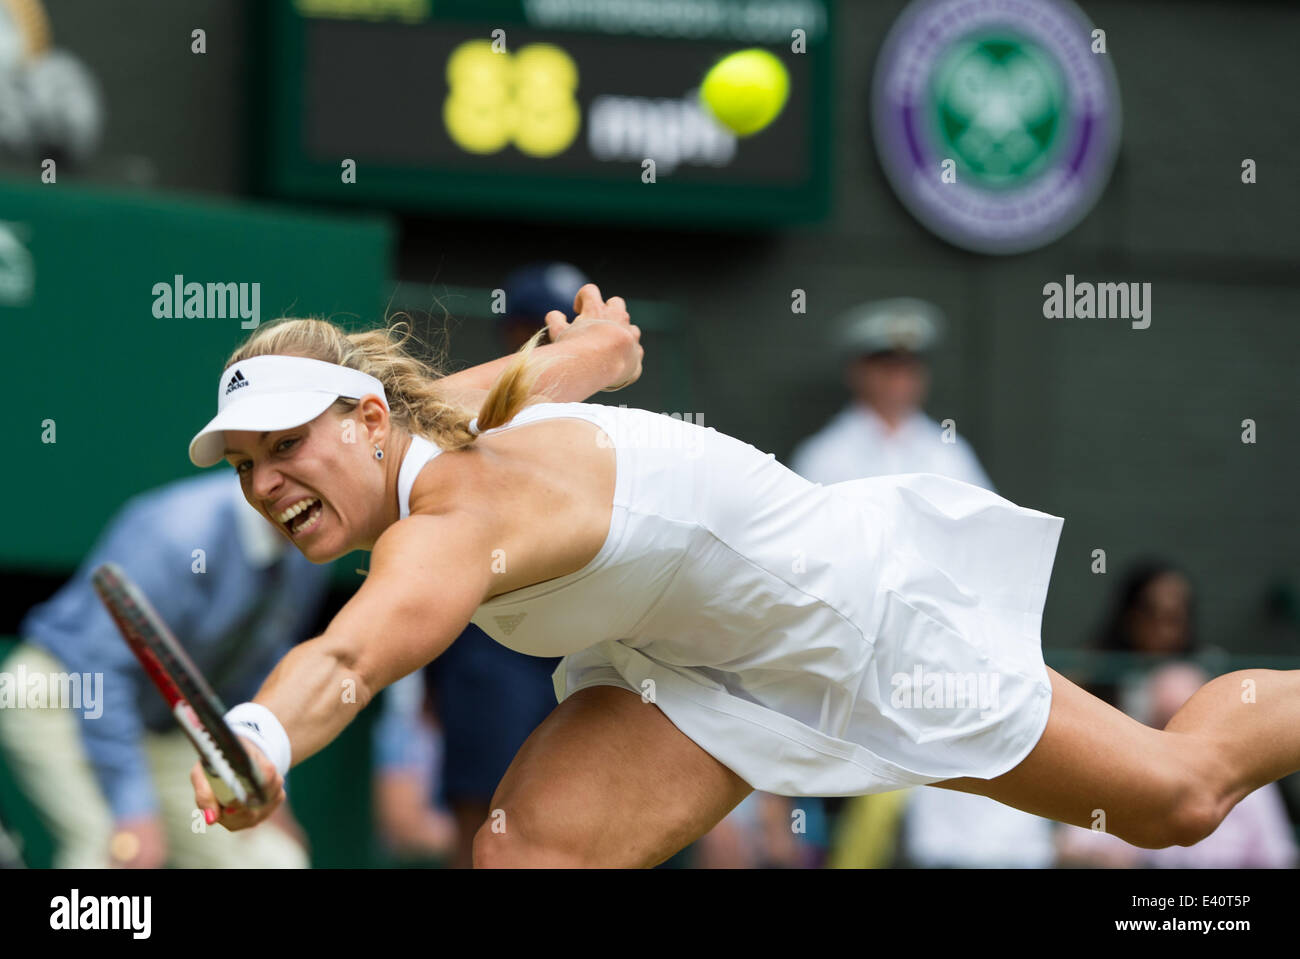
[206,768,238,806]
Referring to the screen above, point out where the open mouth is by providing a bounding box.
[278,498,323,538]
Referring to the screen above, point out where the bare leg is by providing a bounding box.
[473,685,752,867]
[933,667,1300,848]
[1161,668,1300,792]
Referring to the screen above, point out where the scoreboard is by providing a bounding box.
[257,0,833,226]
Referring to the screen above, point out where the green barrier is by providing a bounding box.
[285,692,382,868]
[1043,648,1300,684]
[0,178,392,587]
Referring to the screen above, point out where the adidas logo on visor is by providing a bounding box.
[224,369,249,395]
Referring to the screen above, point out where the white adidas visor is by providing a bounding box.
[189,355,388,468]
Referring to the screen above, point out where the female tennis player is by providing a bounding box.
[189,285,1300,867]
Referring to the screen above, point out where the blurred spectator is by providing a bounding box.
[499,262,589,352]
[1057,662,1298,868]
[695,792,829,868]
[790,297,991,488]
[827,789,908,868]
[0,474,324,868]
[1086,560,1204,711]
[791,297,1051,868]
[371,671,457,864]
[898,787,1056,868]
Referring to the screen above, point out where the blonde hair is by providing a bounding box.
[224,316,553,451]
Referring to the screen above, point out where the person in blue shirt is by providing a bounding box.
[0,473,327,868]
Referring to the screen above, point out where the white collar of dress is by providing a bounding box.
[397,434,442,520]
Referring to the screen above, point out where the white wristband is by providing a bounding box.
[224,703,292,781]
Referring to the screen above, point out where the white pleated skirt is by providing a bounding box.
[553,472,1064,797]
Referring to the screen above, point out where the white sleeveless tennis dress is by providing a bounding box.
[396,402,1064,797]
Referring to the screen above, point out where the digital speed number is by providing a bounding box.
[443,40,580,158]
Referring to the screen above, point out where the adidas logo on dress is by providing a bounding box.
[494,613,527,636]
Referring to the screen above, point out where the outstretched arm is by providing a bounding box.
[437,284,642,402]
[192,511,495,830]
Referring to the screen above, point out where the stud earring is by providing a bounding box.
[374,446,384,460]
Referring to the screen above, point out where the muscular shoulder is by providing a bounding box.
[369,505,501,617]
[406,443,493,520]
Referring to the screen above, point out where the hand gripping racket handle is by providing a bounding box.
[206,768,239,806]
[172,699,264,806]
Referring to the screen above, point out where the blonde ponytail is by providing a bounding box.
[474,327,553,432]
[224,316,556,450]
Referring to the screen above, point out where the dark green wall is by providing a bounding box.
[0,180,392,574]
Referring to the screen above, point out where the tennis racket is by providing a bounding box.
[90,561,269,808]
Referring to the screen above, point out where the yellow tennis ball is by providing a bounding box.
[699,49,789,137]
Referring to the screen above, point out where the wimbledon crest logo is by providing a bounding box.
[873,0,1121,254]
